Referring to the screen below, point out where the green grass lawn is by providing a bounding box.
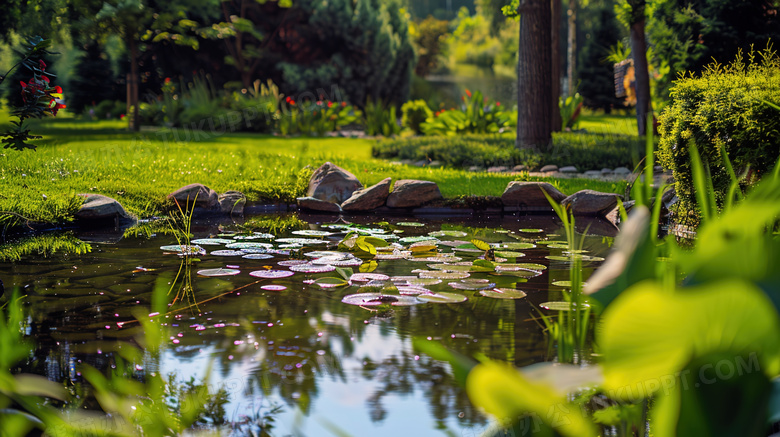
[577,112,638,137]
[0,111,627,226]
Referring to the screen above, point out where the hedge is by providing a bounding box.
[657,48,780,225]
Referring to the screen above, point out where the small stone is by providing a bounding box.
[75,194,133,221]
[613,167,631,176]
[341,177,391,211]
[561,190,621,216]
[540,164,558,173]
[468,166,484,172]
[501,181,566,211]
[413,160,429,167]
[601,168,613,175]
[584,170,602,178]
[512,164,528,172]
[218,191,246,215]
[168,183,219,210]
[386,180,443,208]
[428,160,443,168]
[487,166,509,173]
[559,165,578,173]
[307,162,363,204]
[297,197,341,213]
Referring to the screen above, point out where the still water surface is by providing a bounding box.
[3,213,615,436]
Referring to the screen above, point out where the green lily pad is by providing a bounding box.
[197,268,241,277]
[160,244,205,255]
[499,242,536,250]
[191,238,234,245]
[396,221,425,227]
[552,280,589,288]
[519,228,544,233]
[539,301,591,311]
[292,230,335,237]
[417,292,468,304]
[399,236,440,244]
[275,238,328,245]
[428,263,472,272]
[225,242,274,250]
[480,288,528,299]
[419,271,471,279]
[449,280,495,291]
[494,251,526,259]
[313,277,350,289]
[342,293,419,306]
[428,230,468,238]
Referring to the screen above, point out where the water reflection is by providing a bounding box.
[2,213,614,435]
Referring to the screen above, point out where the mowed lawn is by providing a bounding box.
[0,112,627,224]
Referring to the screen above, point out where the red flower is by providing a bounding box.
[341,101,347,107]
[39,60,46,70]
[316,100,322,105]
[290,100,296,105]
[164,77,171,84]
[120,114,126,120]
[54,86,62,94]
[20,81,27,88]
[327,101,333,108]
[285,96,291,103]
[465,89,472,98]
[41,75,50,83]
[496,102,501,106]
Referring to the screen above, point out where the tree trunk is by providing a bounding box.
[565,0,576,97]
[516,0,553,150]
[630,19,651,136]
[129,37,139,132]
[551,0,562,131]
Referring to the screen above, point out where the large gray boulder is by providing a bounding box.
[218,191,246,215]
[75,194,133,221]
[540,164,558,173]
[307,162,363,204]
[561,190,621,216]
[297,197,341,213]
[341,177,391,211]
[167,183,219,210]
[386,180,443,208]
[501,181,566,211]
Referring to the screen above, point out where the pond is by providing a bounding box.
[2,212,615,436]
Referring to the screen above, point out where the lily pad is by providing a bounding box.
[160,245,205,255]
[191,238,234,245]
[419,271,471,279]
[249,270,295,279]
[428,230,468,238]
[242,254,275,260]
[396,221,425,227]
[399,236,440,244]
[210,250,246,257]
[326,258,365,267]
[494,251,526,259]
[234,233,275,240]
[406,278,443,286]
[197,268,241,277]
[292,230,335,237]
[547,244,571,249]
[305,251,344,258]
[239,248,270,254]
[350,273,390,283]
[519,228,544,233]
[289,264,336,273]
[274,238,328,245]
[375,253,408,260]
[260,284,287,291]
[499,242,536,250]
[417,292,468,304]
[480,288,528,299]
[448,281,496,291]
[552,280,588,288]
[427,263,472,272]
[277,260,309,266]
[539,301,591,311]
[397,286,432,295]
[312,277,350,289]
[341,293,419,306]
[226,242,274,250]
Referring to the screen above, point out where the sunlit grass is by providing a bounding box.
[0,113,626,225]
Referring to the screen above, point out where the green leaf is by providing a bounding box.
[466,361,597,437]
[599,280,780,402]
[471,239,491,251]
[470,259,495,272]
[335,267,353,281]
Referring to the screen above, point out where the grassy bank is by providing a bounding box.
[0,113,626,226]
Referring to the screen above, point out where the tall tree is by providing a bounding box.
[515,0,553,149]
[565,0,577,96]
[625,0,651,136]
[551,0,562,131]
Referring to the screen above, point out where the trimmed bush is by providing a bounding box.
[372,133,637,171]
[401,100,433,134]
[658,48,780,225]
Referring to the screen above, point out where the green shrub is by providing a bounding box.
[657,48,780,225]
[92,100,126,120]
[373,133,637,170]
[363,99,401,137]
[401,99,433,134]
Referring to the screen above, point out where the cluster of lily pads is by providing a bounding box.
[159,222,605,310]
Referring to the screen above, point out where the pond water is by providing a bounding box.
[2,213,615,436]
